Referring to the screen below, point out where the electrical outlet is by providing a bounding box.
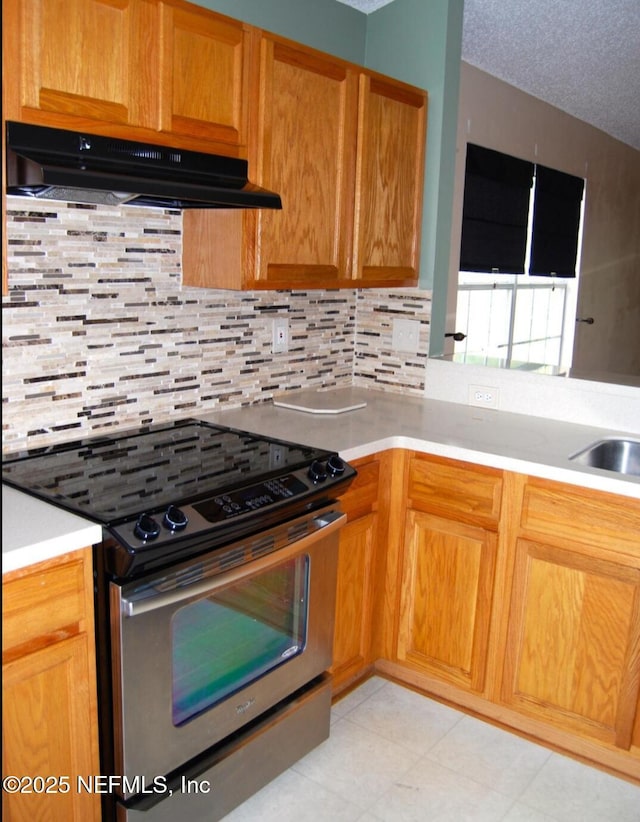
[392,319,420,353]
[272,317,289,353]
[468,384,500,408]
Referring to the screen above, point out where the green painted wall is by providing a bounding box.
[192,0,463,354]
[366,0,463,352]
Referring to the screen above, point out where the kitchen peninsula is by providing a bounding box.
[4,387,640,790]
[5,388,639,571]
[209,387,640,786]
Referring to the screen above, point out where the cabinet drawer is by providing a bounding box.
[408,453,503,529]
[3,554,88,657]
[520,479,640,558]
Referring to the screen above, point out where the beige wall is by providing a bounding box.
[447,62,640,381]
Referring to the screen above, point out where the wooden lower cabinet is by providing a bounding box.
[397,508,497,692]
[331,453,390,694]
[4,452,638,802]
[377,454,640,783]
[395,453,502,693]
[2,548,100,822]
[331,510,377,691]
[499,476,640,758]
[501,535,640,748]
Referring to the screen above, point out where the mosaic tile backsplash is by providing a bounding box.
[2,198,431,453]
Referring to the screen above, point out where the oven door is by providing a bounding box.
[110,506,343,799]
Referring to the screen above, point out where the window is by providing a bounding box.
[456,144,585,374]
[455,272,571,374]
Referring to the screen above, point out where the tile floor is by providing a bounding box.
[222,676,640,822]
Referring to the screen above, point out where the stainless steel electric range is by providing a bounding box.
[2,418,357,821]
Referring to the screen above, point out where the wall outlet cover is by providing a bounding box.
[468,384,500,408]
[392,318,420,353]
[272,317,289,354]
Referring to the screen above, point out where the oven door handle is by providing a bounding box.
[120,509,345,617]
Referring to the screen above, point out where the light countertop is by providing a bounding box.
[2,485,102,574]
[201,388,640,499]
[3,387,639,574]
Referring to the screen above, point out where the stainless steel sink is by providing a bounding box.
[569,438,640,477]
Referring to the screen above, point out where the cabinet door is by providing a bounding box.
[352,73,426,286]
[252,37,359,288]
[158,1,252,153]
[332,512,377,690]
[2,636,101,822]
[397,509,497,692]
[331,457,381,692]
[2,549,100,822]
[502,536,640,749]
[183,37,427,291]
[5,0,158,132]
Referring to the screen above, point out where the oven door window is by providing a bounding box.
[171,554,309,726]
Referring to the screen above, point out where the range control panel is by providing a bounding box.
[194,475,308,523]
[108,456,352,553]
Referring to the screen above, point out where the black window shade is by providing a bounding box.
[529,165,585,277]
[460,144,584,279]
[460,144,534,274]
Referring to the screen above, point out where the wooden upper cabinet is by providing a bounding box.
[183,35,360,290]
[183,34,428,290]
[353,73,426,286]
[250,37,359,288]
[4,0,159,133]
[3,0,251,155]
[157,1,253,152]
[4,0,428,290]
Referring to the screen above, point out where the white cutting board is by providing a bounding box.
[273,388,367,415]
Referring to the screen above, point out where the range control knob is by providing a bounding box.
[163,505,188,532]
[327,455,345,476]
[308,459,328,483]
[134,513,161,542]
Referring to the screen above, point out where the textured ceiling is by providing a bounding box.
[335,0,394,12]
[336,0,640,150]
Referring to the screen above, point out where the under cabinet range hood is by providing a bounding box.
[5,121,282,210]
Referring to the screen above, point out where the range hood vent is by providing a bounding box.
[5,121,282,210]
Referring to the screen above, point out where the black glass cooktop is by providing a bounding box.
[2,419,332,524]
